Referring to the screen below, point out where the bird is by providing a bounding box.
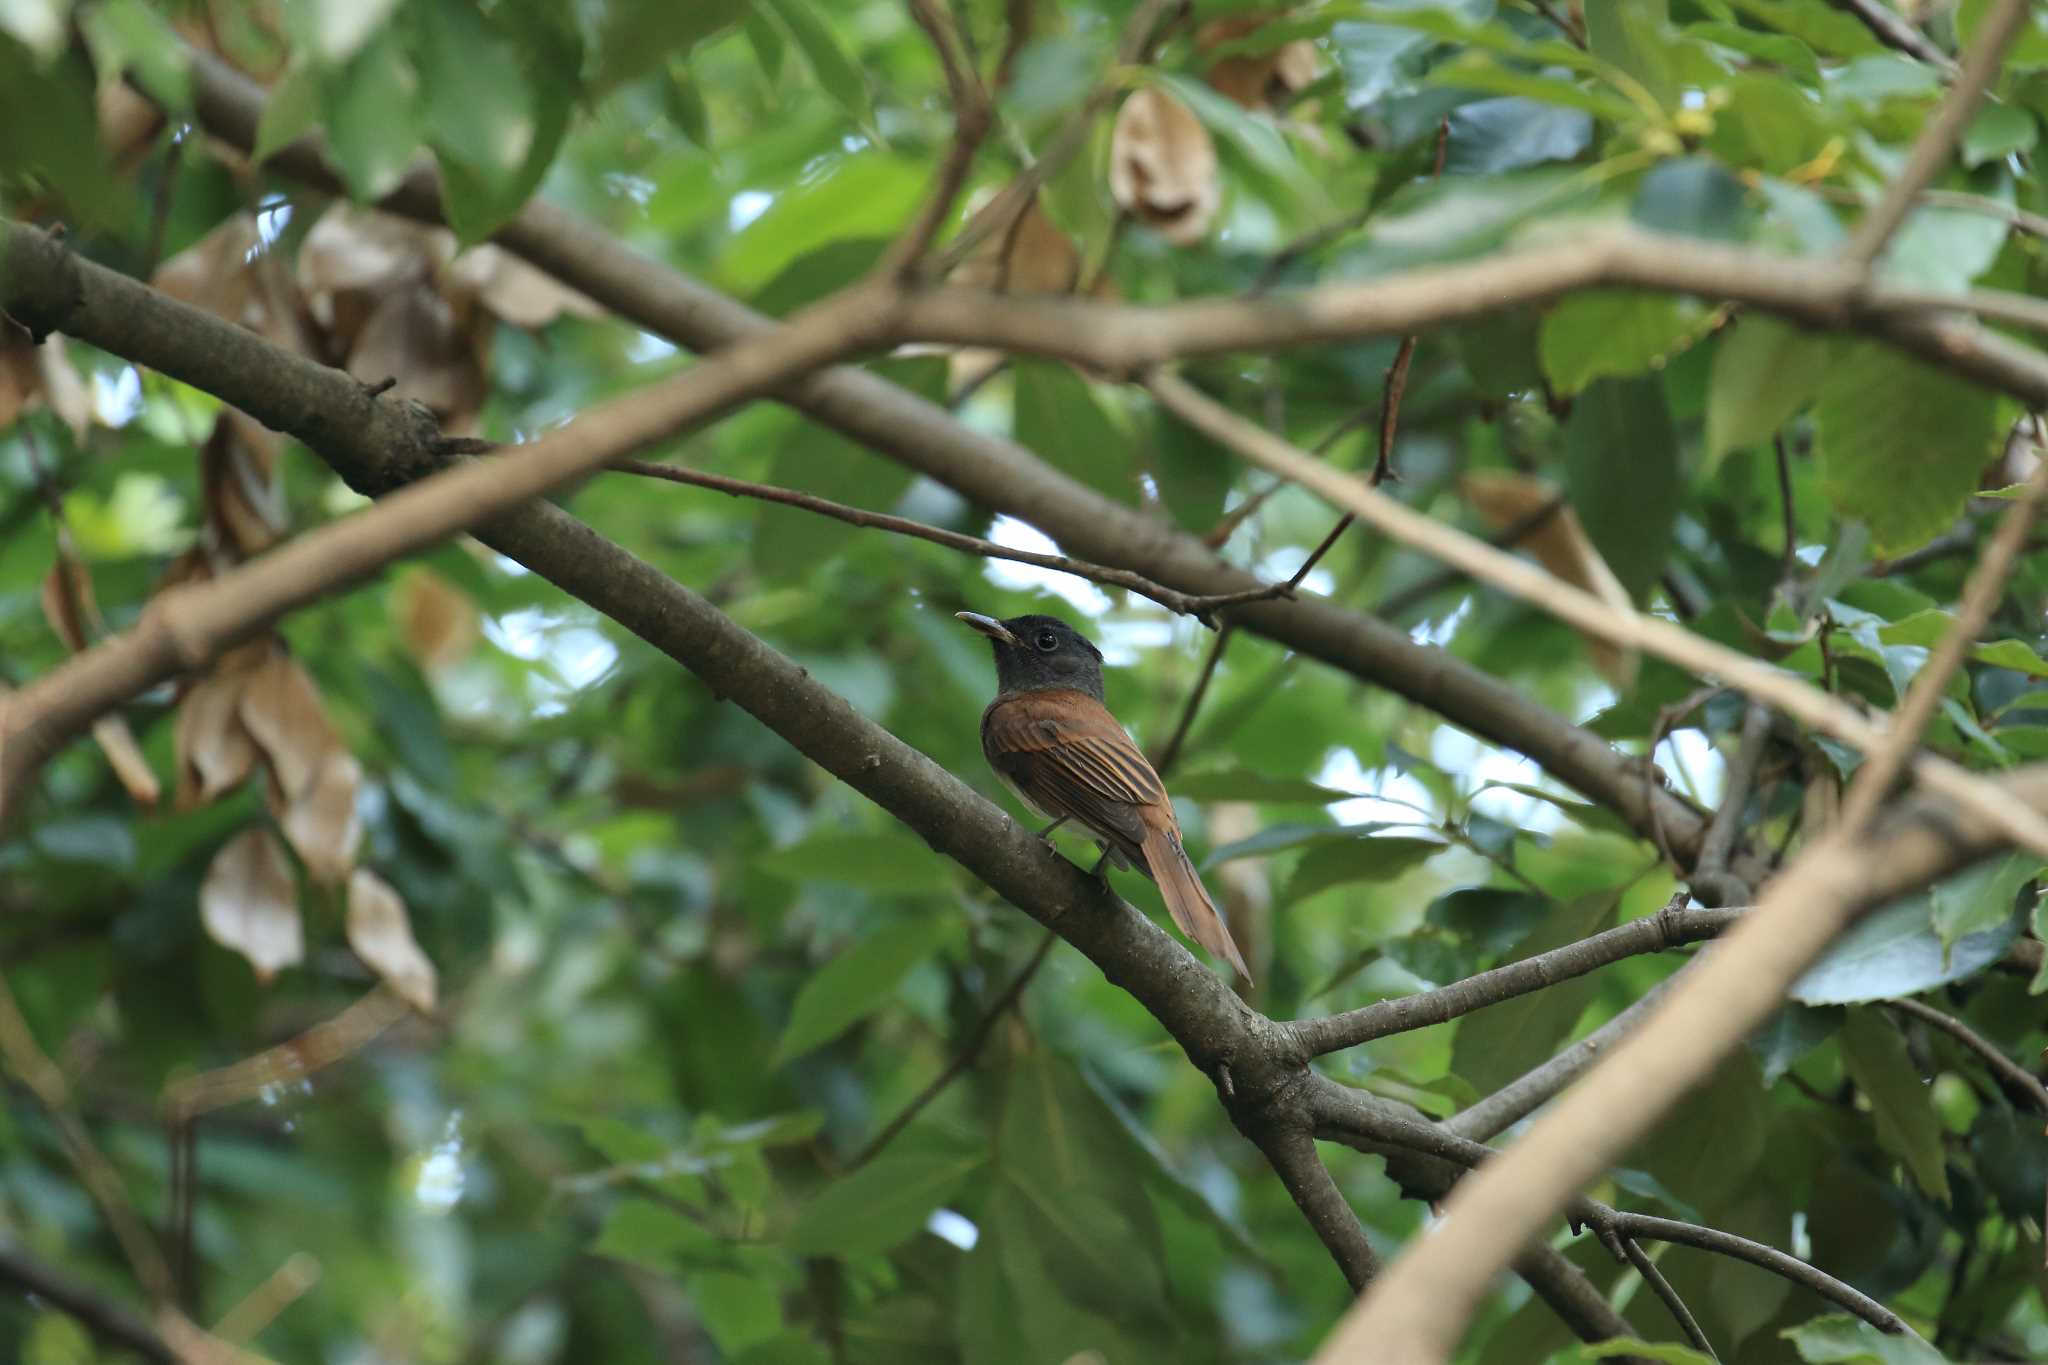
[957,610,1253,982]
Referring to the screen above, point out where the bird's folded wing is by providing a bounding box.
[983,690,1165,847]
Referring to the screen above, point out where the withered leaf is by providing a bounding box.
[91,717,162,807]
[1109,87,1220,247]
[174,642,268,808]
[346,869,437,1012]
[239,651,340,802]
[392,567,479,674]
[201,828,303,984]
[1461,471,1640,688]
[281,751,364,886]
[951,195,1082,296]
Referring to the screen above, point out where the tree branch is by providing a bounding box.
[1827,0,1955,71]
[0,222,892,819]
[1254,1127,1382,1292]
[608,458,1278,625]
[1618,1237,1717,1362]
[0,1240,175,1364]
[1292,907,1737,1057]
[174,52,1751,877]
[1886,996,2048,1116]
[1146,370,2048,863]
[1843,0,2029,268]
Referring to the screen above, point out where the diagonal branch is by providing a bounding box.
[609,458,1283,624]
[0,1240,176,1364]
[1145,370,2048,862]
[1310,449,2048,1365]
[1291,907,1737,1057]
[1842,0,2031,268]
[1886,996,2048,1116]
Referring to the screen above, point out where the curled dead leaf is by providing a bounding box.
[345,286,489,426]
[239,650,340,801]
[279,751,364,886]
[1461,471,1640,688]
[40,557,100,652]
[346,869,437,1012]
[447,244,604,328]
[951,195,1082,296]
[201,828,303,984]
[392,567,479,674]
[1198,17,1319,112]
[91,717,162,807]
[202,422,288,559]
[1109,87,1220,247]
[174,643,269,808]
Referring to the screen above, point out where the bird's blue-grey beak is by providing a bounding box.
[955,612,1019,646]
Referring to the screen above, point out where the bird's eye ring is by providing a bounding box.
[1036,631,1059,651]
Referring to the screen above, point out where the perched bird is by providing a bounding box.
[957,611,1253,982]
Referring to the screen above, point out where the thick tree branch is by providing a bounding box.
[1255,1127,1382,1292]
[1315,469,2048,1362]
[178,52,1742,877]
[0,223,891,818]
[1292,907,1737,1057]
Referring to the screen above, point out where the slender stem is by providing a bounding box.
[1886,996,2048,1115]
[608,457,1277,626]
[1620,1238,1718,1362]
[1149,623,1234,775]
[1693,702,1773,906]
[844,930,1058,1172]
[0,1241,175,1364]
[1843,0,2029,267]
[1256,1127,1382,1292]
[1827,0,1956,71]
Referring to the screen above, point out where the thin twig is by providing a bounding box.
[1774,433,1798,587]
[1886,996,2048,1115]
[933,0,1178,274]
[1619,1237,1718,1361]
[1827,0,1956,71]
[1603,1212,1907,1336]
[0,1240,175,1363]
[1144,370,2048,862]
[844,929,1057,1171]
[1693,702,1773,906]
[609,457,1279,626]
[1843,0,2029,268]
[1148,623,1234,775]
[1523,0,1585,47]
[884,0,993,280]
[1292,906,1737,1057]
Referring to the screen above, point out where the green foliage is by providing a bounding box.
[3,1,2048,1363]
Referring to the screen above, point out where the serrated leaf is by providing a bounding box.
[1840,1010,1950,1202]
[772,914,955,1063]
[1792,893,2020,1003]
[783,1149,983,1257]
[1928,851,2038,953]
[1814,345,1997,557]
[1705,315,1833,463]
[1539,290,1706,395]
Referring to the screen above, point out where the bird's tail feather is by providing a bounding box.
[1141,828,1253,983]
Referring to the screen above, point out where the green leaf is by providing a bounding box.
[1705,316,1833,463]
[592,0,743,94]
[1539,290,1706,395]
[1878,200,2013,293]
[1451,891,1617,1094]
[783,1148,984,1257]
[1839,1009,1951,1203]
[1631,156,1753,241]
[662,57,714,150]
[322,29,422,201]
[2032,893,2048,994]
[758,0,876,137]
[1427,53,1641,124]
[416,2,566,243]
[1013,362,1132,504]
[594,1196,721,1272]
[80,0,190,109]
[1206,820,1408,864]
[0,40,130,230]
[252,62,322,164]
[1573,1338,1720,1364]
[1150,409,1234,534]
[1283,836,1445,903]
[1783,1311,1950,1363]
[1746,1003,1840,1085]
[759,827,952,893]
[1962,104,2038,167]
[1171,768,1355,804]
[686,1269,786,1355]
[1564,376,1683,603]
[1585,0,1674,107]
[771,913,955,1063]
[718,153,928,292]
[1929,851,2038,952]
[1792,893,2020,1004]
[752,411,915,575]
[1152,70,1330,216]
[1813,345,1997,557]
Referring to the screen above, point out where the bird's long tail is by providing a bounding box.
[1140,826,1253,983]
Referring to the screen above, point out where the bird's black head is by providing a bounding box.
[957,612,1106,699]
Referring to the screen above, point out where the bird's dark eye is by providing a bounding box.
[1036,631,1060,651]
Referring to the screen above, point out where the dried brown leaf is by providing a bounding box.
[280,751,363,886]
[239,651,339,802]
[201,828,303,984]
[174,643,269,808]
[154,214,266,328]
[202,423,287,558]
[39,558,97,652]
[346,869,437,1012]
[950,195,1082,296]
[392,567,479,673]
[91,716,162,807]
[1109,88,1220,247]
[1462,471,1639,688]
[345,287,488,425]
[448,244,604,327]
[97,81,165,163]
